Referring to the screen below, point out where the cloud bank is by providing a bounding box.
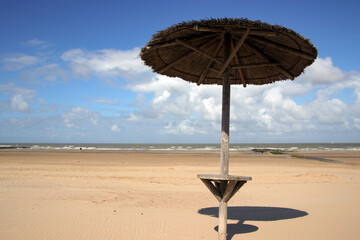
[1,44,359,143]
[123,55,360,142]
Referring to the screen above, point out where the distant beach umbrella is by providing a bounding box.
[141,18,317,240]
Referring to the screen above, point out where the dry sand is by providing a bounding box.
[0,150,359,240]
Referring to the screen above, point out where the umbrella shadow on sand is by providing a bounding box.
[198,206,308,240]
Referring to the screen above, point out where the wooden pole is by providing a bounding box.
[218,201,228,240]
[219,31,231,240]
[220,32,231,176]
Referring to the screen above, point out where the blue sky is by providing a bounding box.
[1,0,360,143]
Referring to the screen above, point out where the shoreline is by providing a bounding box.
[1,142,360,153]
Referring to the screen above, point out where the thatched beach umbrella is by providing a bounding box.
[141,18,317,240]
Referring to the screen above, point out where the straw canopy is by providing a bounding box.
[141,18,317,87]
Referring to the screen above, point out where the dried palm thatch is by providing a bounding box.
[141,18,317,87]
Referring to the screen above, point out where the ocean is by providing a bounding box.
[1,143,360,152]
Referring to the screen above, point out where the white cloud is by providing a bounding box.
[162,119,206,135]
[354,118,360,130]
[61,48,149,78]
[201,97,221,121]
[303,57,345,84]
[262,87,308,122]
[2,54,39,70]
[21,64,68,83]
[309,92,348,124]
[11,94,30,112]
[23,39,51,49]
[110,124,121,132]
[87,98,119,105]
[62,107,100,128]
[0,83,36,96]
[153,90,171,104]
[127,113,139,122]
[128,75,222,119]
[0,83,37,113]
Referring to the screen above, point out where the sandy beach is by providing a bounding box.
[0,149,359,240]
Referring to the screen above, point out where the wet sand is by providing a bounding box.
[0,150,359,239]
